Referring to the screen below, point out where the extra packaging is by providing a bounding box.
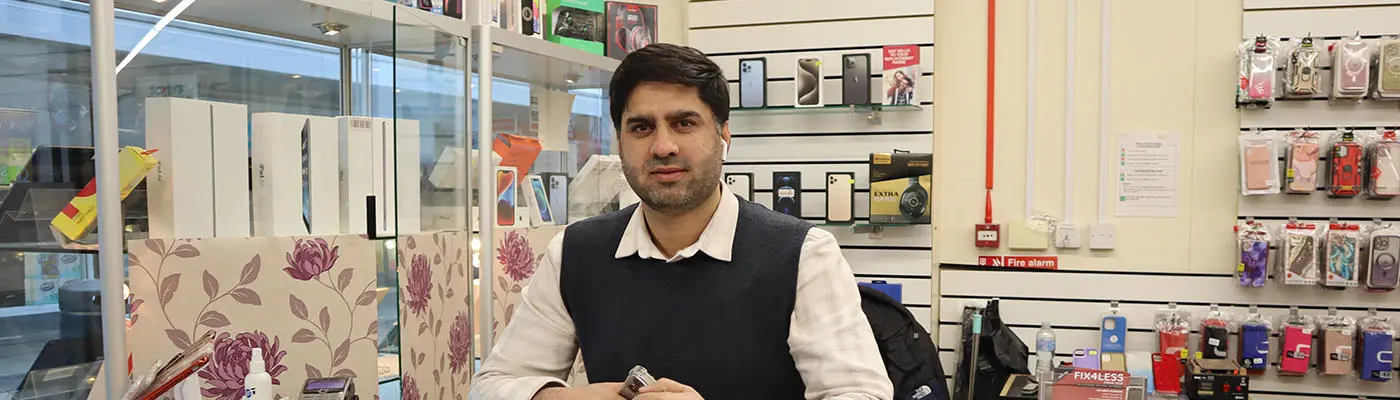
[1278,313,1314,375]
[1237,311,1272,373]
[50,146,158,242]
[1040,367,1129,400]
[1284,37,1322,98]
[1333,35,1372,100]
[546,0,606,55]
[1280,222,1321,285]
[1317,312,1357,375]
[1368,130,1400,198]
[868,151,931,224]
[1236,36,1278,108]
[1325,223,1361,288]
[1235,221,1270,288]
[1185,358,1248,400]
[1239,134,1280,195]
[1357,316,1395,382]
[1364,223,1400,291]
[1284,130,1320,194]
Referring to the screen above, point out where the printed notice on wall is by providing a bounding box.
[1116,132,1179,217]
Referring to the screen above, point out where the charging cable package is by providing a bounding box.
[1285,37,1322,98]
[1237,36,1278,108]
[1363,223,1400,291]
[1357,315,1395,382]
[1333,34,1372,100]
[1317,311,1357,376]
[1238,310,1272,374]
[1368,130,1400,198]
[1280,222,1321,285]
[1200,307,1233,360]
[1279,311,1315,376]
[1375,37,1400,99]
[1240,134,1280,195]
[1285,130,1320,194]
[1325,223,1362,288]
[1330,131,1365,197]
[1155,306,1191,358]
[1236,221,1271,288]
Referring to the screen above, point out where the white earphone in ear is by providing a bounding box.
[721,144,729,161]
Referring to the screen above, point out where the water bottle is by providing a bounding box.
[1035,322,1056,377]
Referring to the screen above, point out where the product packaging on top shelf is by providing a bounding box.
[1236,36,1278,108]
[1363,223,1400,291]
[1200,308,1232,360]
[1237,311,1272,373]
[1285,37,1322,98]
[1368,130,1400,198]
[1357,316,1395,381]
[1329,131,1365,197]
[1376,37,1400,99]
[1333,34,1372,100]
[605,2,657,60]
[1285,130,1320,194]
[546,0,606,55]
[868,151,931,224]
[1239,134,1280,196]
[1235,221,1270,288]
[1280,222,1321,285]
[1325,223,1362,288]
[1317,312,1358,375]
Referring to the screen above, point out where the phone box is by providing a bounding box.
[338,117,375,235]
[145,97,250,239]
[1185,358,1248,400]
[605,2,657,60]
[1042,368,1128,400]
[251,113,340,237]
[869,152,931,224]
[546,0,606,55]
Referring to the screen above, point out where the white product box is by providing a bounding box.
[389,118,422,235]
[337,117,421,236]
[338,116,376,235]
[251,113,340,237]
[145,97,250,239]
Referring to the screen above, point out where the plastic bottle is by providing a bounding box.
[1035,322,1057,377]
[244,348,274,400]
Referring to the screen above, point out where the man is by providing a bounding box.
[469,43,893,400]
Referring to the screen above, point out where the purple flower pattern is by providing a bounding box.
[284,238,340,280]
[198,331,288,400]
[448,311,472,375]
[401,376,421,400]
[405,254,432,316]
[497,230,536,282]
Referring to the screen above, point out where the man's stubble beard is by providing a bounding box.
[621,145,723,215]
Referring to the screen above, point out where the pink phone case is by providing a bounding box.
[1288,142,1319,193]
[1280,325,1313,374]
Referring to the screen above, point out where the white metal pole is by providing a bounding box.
[475,25,496,358]
[90,0,128,397]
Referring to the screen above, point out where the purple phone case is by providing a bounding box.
[1073,349,1101,369]
[1241,240,1269,287]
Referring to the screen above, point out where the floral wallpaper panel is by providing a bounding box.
[127,235,379,400]
[396,231,473,400]
[490,226,588,383]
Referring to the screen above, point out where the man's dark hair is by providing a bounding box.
[608,43,730,132]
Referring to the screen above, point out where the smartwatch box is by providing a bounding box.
[546,0,606,55]
[1041,367,1128,400]
[1185,358,1248,400]
[869,152,931,224]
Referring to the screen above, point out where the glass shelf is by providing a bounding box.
[731,104,924,115]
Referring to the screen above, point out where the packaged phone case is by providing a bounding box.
[1238,311,1272,373]
[1236,221,1271,287]
[1280,222,1321,285]
[1333,35,1372,100]
[1156,307,1192,357]
[1364,223,1400,291]
[1201,308,1232,359]
[1326,223,1362,288]
[1318,312,1357,375]
[1285,37,1322,98]
[1237,36,1279,108]
[1240,134,1281,195]
[1376,38,1400,99]
[1357,316,1395,381]
[1279,313,1315,375]
[1330,132,1365,197]
[1151,353,1183,394]
[1368,130,1400,198]
[1285,130,1320,194]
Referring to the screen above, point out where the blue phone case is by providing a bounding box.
[1240,323,1270,370]
[1360,330,1395,381]
[1101,315,1127,353]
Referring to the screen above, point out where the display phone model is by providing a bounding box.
[773,172,802,218]
[738,58,767,108]
[1286,142,1319,194]
[521,0,537,36]
[1321,328,1354,375]
[1381,40,1400,95]
[1367,234,1400,290]
[842,54,871,105]
[528,175,553,224]
[544,173,569,223]
[1071,349,1100,369]
[300,119,312,234]
[795,58,823,108]
[1243,142,1273,190]
[1101,315,1127,353]
[724,173,753,201]
[1239,323,1270,372]
[1372,142,1400,196]
[1279,325,1313,375]
[1331,140,1363,197]
[1151,353,1182,393]
[826,172,854,224]
[496,168,517,226]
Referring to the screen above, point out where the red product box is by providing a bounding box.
[1043,368,1129,400]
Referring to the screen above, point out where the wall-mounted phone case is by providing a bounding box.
[773,171,802,218]
[1280,325,1313,375]
[1243,141,1275,191]
[1331,140,1363,197]
[1100,352,1127,371]
[1151,353,1182,394]
[1101,315,1127,353]
[1378,39,1400,98]
[1327,224,1361,287]
[1366,234,1400,291]
[1334,38,1371,99]
[738,58,767,109]
[1247,49,1276,100]
[842,54,871,105]
[826,172,854,224]
[1321,328,1355,375]
[1286,38,1320,97]
[496,167,517,226]
[1072,349,1101,369]
[1201,323,1230,359]
[1239,323,1270,372]
[795,57,824,108]
[1360,330,1394,381]
[724,172,754,202]
[1287,142,1319,194]
[1371,142,1400,197]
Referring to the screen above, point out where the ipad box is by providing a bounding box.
[337,117,421,236]
[251,113,340,237]
[387,118,422,236]
[145,97,250,239]
[338,116,376,235]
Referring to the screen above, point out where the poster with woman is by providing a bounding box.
[882,45,921,106]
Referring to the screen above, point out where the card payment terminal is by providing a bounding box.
[300,377,356,400]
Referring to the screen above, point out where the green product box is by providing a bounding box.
[546,0,606,55]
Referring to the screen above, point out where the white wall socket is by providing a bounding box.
[1089,223,1117,250]
[1055,224,1082,249]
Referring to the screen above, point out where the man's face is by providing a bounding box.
[618,81,729,214]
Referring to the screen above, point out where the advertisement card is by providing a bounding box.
[882,45,921,106]
[1046,368,1129,400]
[605,2,658,60]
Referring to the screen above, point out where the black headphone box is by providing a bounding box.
[604,1,658,60]
[868,152,931,224]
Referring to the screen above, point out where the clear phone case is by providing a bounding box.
[1333,36,1372,100]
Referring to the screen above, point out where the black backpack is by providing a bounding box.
[858,285,951,400]
[952,300,1030,400]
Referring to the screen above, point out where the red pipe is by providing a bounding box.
[984,0,996,224]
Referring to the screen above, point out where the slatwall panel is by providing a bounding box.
[687,0,935,332]
[939,266,1400,399]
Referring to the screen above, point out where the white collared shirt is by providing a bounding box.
[469,185,894,400]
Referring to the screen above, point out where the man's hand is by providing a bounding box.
[633,379,703,400]
[532,383,625,400]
